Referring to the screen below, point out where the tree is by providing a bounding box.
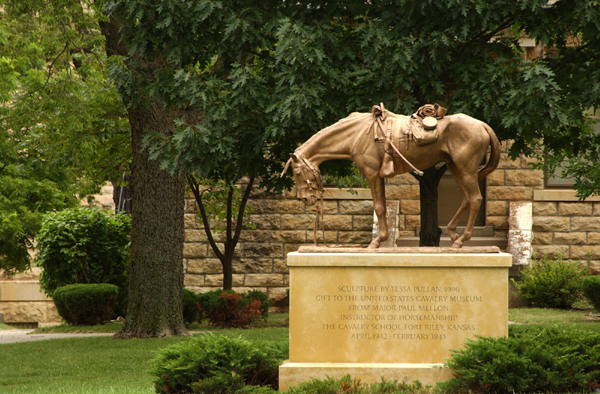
[1,0,189,337]
[118,0,600,277]
[0,0,130,273]
[100,6,193,337]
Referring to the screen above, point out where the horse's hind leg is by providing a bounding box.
[367,173,388,248]
[446,163,482,248]
[451,171,482,248]
[446,163,469,243]
[447,198,469,244]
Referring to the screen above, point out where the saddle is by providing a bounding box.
[373,103,447,178]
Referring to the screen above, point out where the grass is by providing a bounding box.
[0,323,16,330]
[509,307,600,334]
[0,317,289,394]
[0,336,186,394]
[31,312,289,334]
[3,310,599,393]
[32,321,124,334]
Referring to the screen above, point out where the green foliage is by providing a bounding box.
[0,0,130,189]
[0,174,75,274]
[512,256,586,309]
[583,275,600,312]
[193,180,256,232]
[198,289,272,328]
[183,289,202,325]
[441,326,600,394]
[0,0,131,274]
[149,334,287,394]
[113,0,600,196]
[287,375,430,394]
[52,283,119,326]
[36,207,131,297]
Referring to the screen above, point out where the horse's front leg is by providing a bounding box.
[368,175,388,248]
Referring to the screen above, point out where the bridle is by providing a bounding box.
[291,151,323,197]
[282,150,327,246]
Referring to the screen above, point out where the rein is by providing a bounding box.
[292,151,327,247]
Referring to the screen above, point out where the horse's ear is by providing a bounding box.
[280,157,293,178]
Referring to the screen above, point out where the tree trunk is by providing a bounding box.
[100,14,188,338]
[222,252,234,290]
[412,165,447,247]
[114,100,188,338]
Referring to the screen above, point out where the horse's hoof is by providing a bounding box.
[451,241,463,248]
[368,240,380,249]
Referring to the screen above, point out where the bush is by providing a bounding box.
[36,207,131,297]
[36,207,130,316]
[198,289,271,328]
[287,375,430,394]
[441,326,600,394]
[183,288,202,324]
[52,283,119,325]
[245,290,273,319]
[512,256,586,309]
[150,334,287,394]
[583,275,600,312]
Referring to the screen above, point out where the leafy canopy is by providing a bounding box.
[0,0,131,272]
[111,0,600,198]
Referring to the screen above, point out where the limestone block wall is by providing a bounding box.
[181,173,427,301]
[531,197,600,274]
[485,141,544,238]
[484,141,600,274]
[0,268,60,326]
[6,147,600,324]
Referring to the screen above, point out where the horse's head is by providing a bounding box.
[282,152,323,206]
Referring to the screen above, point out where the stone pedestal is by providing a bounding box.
[279,250,512,391]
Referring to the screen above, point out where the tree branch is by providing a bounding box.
[232,176,255,247]
[186,174,225,261]
[225,184,233,245]
[457,17,516,59]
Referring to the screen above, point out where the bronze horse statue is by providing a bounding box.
[282,106,500,248]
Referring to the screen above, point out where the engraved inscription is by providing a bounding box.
[314,284,481,341]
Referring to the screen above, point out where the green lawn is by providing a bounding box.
[0,336,186,394]
[2,309,599,393]
[509,307,600,333]
[31,312,289,335]
[32,321,125,334]
[0,324,289,394]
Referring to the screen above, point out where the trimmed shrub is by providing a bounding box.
[441,326,600,394]
[512,256,586,309]
[583,275,600,312]
[36,207,131,296]
[150,334,287,394]
[287,375,430,394]
[245,290,273,319]
[52,283,119,325]
[183,288,202,324]
[198,289,271,328]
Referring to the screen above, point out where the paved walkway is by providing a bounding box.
[0,329,114,344]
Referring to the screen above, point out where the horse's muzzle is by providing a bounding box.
[300,195,318,206]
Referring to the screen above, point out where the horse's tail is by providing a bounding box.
[478,123,501,181]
